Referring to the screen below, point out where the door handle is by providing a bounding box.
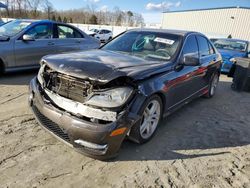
[48,42,55,46]
[76,40,81,44]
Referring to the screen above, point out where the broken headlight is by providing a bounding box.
[37,64,45,86]
[86,87,133,108]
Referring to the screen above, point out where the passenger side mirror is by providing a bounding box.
[22,34,35,42]
[182,55,200,66]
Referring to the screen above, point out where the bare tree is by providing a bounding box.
[1,1,144,26]
[42,0,53,19]
[27,0,42,18]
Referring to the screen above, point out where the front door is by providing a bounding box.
[14,23,55,67]
[166,34,202,109]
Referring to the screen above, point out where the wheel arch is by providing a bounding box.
[153,91,166,115]
[128,91,165,144]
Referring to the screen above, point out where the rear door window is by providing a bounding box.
[57,25,83,39]
[208,42,215,54]
[197,36,210,57]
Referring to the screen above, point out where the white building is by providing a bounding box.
[161,7,250,41]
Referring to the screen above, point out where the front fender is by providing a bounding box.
[0,39,15,67]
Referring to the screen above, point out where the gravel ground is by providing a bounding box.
[0,71,250,188]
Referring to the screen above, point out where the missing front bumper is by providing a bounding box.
[29,78,140,159]
[44,89,117,122]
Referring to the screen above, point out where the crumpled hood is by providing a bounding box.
[218,49,246,60]
[42,50,172,83]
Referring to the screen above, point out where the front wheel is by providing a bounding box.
[204,73,219,98]
[128,95,163,144]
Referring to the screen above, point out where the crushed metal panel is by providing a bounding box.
[45,90,117,122]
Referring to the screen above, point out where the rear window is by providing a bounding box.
[213,39,248,52]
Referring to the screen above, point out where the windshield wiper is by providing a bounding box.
[145,54,170,61]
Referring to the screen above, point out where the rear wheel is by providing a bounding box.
[204,73,219,98]
[129,95,163,144]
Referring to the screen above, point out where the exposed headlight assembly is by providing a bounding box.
[86,87,133,108]
[37,64,46,86]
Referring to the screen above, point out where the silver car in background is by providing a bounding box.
[0,19,100,74]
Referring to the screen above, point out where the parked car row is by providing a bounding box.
[0,19,100,74]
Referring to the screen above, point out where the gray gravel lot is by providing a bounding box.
[0,72,250,188]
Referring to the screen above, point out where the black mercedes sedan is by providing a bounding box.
[29,29,222,159]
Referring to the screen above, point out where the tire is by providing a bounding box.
[0,60,5,75]
[204,73,219,98]
[128,95,163,144]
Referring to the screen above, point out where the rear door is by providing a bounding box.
[14,23,55,67]
[53,24,85,53]
[196,35,217,88]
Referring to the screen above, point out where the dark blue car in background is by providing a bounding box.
[212,38,250,73]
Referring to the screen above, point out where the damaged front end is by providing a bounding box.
[29,64,142,159]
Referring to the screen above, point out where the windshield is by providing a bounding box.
[102,31,181,61]
[213,39,247,52]
[0,20,32,37]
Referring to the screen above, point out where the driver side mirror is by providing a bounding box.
[182,55,200,66]
[22,34,35,42]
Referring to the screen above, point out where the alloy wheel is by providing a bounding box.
[140,100,161,140]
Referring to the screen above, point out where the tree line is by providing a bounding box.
[0,0,144,26]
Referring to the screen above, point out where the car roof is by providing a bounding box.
[12,19,68,25]
[127,28,201,37]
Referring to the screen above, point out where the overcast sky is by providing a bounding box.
[50,0,250,23]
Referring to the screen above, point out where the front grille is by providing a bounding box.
[42,66,92,103]
[32,106,70,143]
